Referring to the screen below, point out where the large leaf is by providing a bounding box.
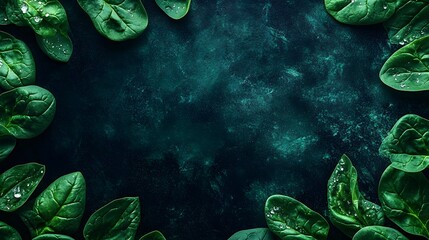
[83,197,140,240]
[0,31,35,90]
[0,125,16,161]
[20,172,86,237]
[0,163,45,212]
[384,0,429,45]
[380,35,429,91]
[0,85,56,139]
[379,166,429,238]
[228,228,277,240]
[36,30,72,62]
[32,234,75,240]
[379,114,429,172]
[156,0,191,20]
[77,0,148,41]
[352,226,408,240]
[139,230,167,240]
[324,0,396,25]
[0,221,21,240]
[265,195,329,240]
[327,155,384,237]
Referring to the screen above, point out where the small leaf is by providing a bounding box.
[0,31,35,90]
[327,155,384,237]
[265,195,329,240]
[0,125,16,161]
[379,166,429,238]
[0,85,56,139]
[156,0,191,20]
[83,197,140,240]
[379,114,429,172]
[0,221,22,240]
[77,0,148,41]
[352,226,408,240]
[32,234,75,240]
[20,172,86,237]
[35,31,72,62]
[324,0,396,25]
[139,230,167,240]
[227,228,277,240]
[380,36,429,91]
[0,163,45,212]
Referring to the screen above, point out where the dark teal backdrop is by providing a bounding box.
[1,0,429,239]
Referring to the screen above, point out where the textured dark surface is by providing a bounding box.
[1,0,429,239]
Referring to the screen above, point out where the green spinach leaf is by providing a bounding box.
[36,30,72,62]
[379,114,429,172]
[265,195,329,240]
[380,35,429,91]
[0,85,56,139]
[0,1,9,25]
[140,230,167,240]
[83,197,140,240]
[32,234,75,240]
[77,0,148,41]
[324,0,396,25]
[0,31,35,90]
[20,172,86,237]
[0,125,16,161]
[327,155,384,237]
[156,0,191,20]
[227,228,277,240]
[0,163,44,212]
[379,166,429,238]
[352,226,408,240]
[0,221,21,240]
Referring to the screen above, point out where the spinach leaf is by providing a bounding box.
[379,166,429,238]
[0,221,21,240]
[77,0,148,41]
[0,125,16,161]
[379,114,429,172]
[20,172,86,237]
[228,228,277,240]
[324,0,396,25]
[327,155,384,237]
[0,31,35,90]
[380,35,429,91]
[265,195,329,240]
[32,234,75,240]
[384,0,429,45]
[36,30,72,62]
[352,226,409,240]
[0,85,56,139]
[139,230,167,240]
[83,197,140,240]
[0,163,44,212]
[0,1,9,25]
[156,0,191,20]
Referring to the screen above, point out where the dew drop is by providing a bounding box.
[21,4,28,14]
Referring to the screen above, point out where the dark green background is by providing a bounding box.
[2,0,429,239]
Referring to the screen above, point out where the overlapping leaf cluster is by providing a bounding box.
[324,0,429,91]
[228,114,429,240]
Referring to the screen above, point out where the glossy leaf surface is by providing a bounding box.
[0,85,56,139]
[36,31,72,62]
[20,172,86,237]
[0,163,44,212]
[0,31,35,90]
[156,0,191,20]
[379,166,429,238]
[77,0,148,41]
[0,125,16,161]
[227,228,277,240]
[324,0,396,25]
[379,114,429,172]
[140,230,167,240]
[83,197,140,240]
[0,221,21,240]
[352,226,408,240]
[0,2,10,25]
[328,155,384,237]
[380,36,429,91]
[265,195,329,240]
[33,234,75,240]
